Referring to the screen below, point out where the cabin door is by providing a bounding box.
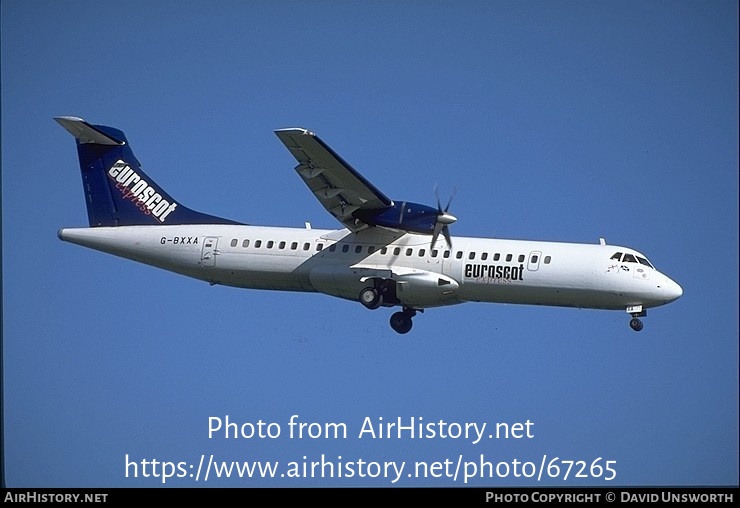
[201,237,219,267]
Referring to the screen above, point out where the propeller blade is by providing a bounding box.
[432,185,457,248]
[442,225,452,249]
[444,187,457,212]
[431,221,443,248]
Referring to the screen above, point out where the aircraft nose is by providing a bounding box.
[662,276,683,303]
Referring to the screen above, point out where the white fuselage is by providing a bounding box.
[58,224,683,312]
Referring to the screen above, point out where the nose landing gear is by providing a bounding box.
[629,317,644,332]
[627,305,646,332]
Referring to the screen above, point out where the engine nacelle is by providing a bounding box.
[354,201,440,234]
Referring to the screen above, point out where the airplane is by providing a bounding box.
[55,116,683,334]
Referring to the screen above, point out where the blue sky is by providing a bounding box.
[2,0,737,487]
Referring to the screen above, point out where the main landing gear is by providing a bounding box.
[359,285,419,334]
[390,307,417,334]
[359,286,384,310]
[359,280,398,311]
[360,282,421,334]
[627,305,647,332]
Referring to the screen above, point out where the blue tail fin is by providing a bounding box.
[55,117,242,227]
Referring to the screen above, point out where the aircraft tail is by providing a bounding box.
[55,117,242,227]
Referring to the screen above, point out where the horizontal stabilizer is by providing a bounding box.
[54,117,123,145]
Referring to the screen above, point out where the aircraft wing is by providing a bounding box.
[275,128,393,231]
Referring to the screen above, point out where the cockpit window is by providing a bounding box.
[636,256,654,269]
[611,251,654,269]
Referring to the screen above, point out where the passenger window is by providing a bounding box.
[242,239,250,248]
[481,253,488,261]
[368,246,375,254]
[255,240,262,248]
[518,254,525,263]
[303,243,310,251]
[380,247,388,255]
[443,250,451,258]
[291,242,298,250]
[469,252,476,260]
[544,256,551,264]
[431,250,438,258]
[267,241,274,249]
[279,241,286,249]
[506,254,513,262]
[456,251,463,259]
[393,247,401,255]
[342,245,349,253]
[316,243,323,251]
[355,245,362,253]
[418,249,425,257]
[493,253,500,261]
[329,244,336,252]
[230,239,238,247]
[406,248,413,256]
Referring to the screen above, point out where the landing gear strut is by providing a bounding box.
[390,307,417,334]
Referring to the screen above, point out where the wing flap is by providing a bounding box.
[275,128,392,230]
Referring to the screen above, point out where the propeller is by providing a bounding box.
[431,185,457,249]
